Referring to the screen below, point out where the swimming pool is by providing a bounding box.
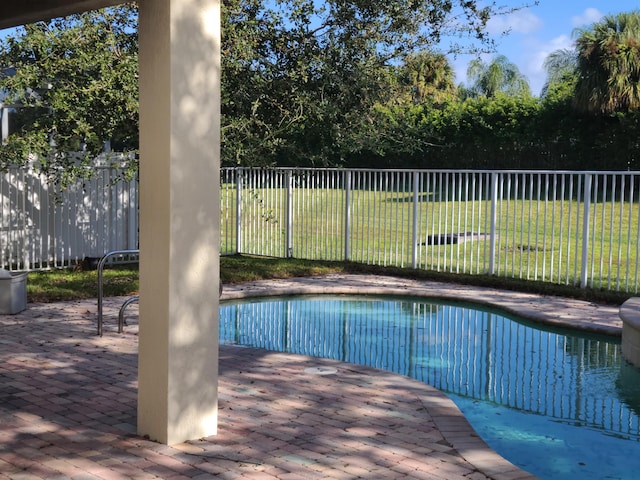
[219,295,640,480]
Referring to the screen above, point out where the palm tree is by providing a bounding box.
[541,48,577,97]
[464,55,530,98]
[573,11,640,113]
[400,51,456,104]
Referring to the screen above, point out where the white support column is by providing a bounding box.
[137,0,221,445]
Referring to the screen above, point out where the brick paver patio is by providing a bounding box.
[0,274,623,479]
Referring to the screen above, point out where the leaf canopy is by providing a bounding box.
[0,4,138,184]
[574,10,640,114]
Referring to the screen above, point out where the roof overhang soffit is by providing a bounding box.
[0,0,124,30]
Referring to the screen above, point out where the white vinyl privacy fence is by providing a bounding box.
[0,165,138,270]
[221,168,640,293]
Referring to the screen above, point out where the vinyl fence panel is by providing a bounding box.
[0,165,138,270]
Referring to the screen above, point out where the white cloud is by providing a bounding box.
[451,55,472,85]
[571,8,603,28]
[527,35,574,73]
[487,9,543,35]
[523,35,574,96]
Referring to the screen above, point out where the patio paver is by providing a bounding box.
[0,274,623,479]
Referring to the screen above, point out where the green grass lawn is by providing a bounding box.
[222,184,640,292]
[27,265,140,303]
[26,254,632,306]
[25,178,640,305]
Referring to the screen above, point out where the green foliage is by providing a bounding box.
[540,48,577,97]
[574,10,640,114]
[418,95,540,168]
[397,51,457,104]
[0,4,138,185]
[464,54,531,98]
[3,1,640,174]
[221,0,532,167]
[359,86,640,171]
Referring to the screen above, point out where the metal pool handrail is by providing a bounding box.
[97,249,140,336]
[118,295,139,333]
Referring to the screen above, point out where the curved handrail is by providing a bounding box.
[118,295,139,333]
[97,249,139,336]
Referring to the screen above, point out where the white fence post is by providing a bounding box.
[128,179,138,250]
[235,168,243,254]
[489,172,499,275]
[286,170,293,258]
[344,170,351,261]
[580,173,592,289]
[1,106,9,142]
[412,171,419,269]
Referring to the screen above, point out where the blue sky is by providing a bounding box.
[453,0,640,96]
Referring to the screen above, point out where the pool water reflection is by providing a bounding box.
[219,295,640,480]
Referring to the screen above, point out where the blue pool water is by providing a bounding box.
[219,295,640,480]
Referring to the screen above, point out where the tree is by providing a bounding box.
[463,54,531,98]
[0,0,533,175]
[0,4,138,185]
[221,0,534,167]
[398,51,457,104]
[540,48,577,98]
[573,10,640,114]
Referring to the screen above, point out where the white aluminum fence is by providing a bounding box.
[0,165,138,270]
[221,168,640,293]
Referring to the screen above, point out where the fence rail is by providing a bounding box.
[2,166,639,293]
